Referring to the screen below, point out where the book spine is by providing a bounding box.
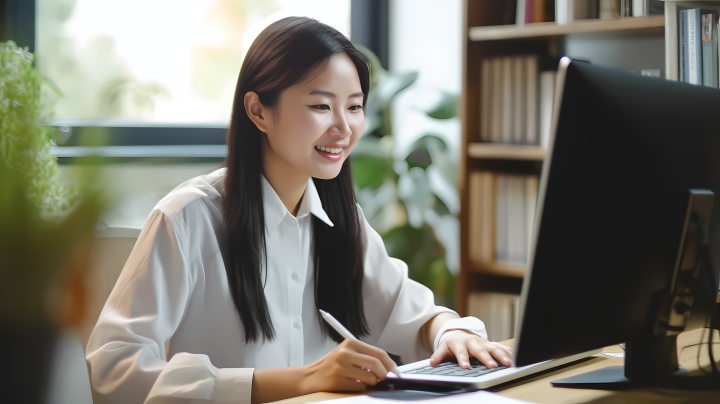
[480,59,491,141]
[491,58,503,142]
[689,9,703,85]
[501,57,513,143]
[713,15,718,88]
[633,0,647,17]
[516,0,526,25]
[680,10,687,82]
[717,20,720,88]
[512,56,525,144]
[496,175,508,262]
[702,13,715,87]
[469,171,484,266]
[525,176,539,262]
[556,0,570,24]
[525,55,538,145]
[482,172,496,263]
[526,0,536,23]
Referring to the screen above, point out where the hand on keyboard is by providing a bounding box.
[429,330,513,370]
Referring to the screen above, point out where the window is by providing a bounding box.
[36,0,351,125]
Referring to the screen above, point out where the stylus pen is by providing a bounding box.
[319,309,403,378]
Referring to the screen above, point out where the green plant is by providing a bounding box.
[0,41,105,328]
[0,41,73,214]
[352,47,460,308]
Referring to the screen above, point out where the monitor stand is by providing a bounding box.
[551,334,691,390]
[553,190,719,390]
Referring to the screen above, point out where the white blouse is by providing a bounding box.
[85,167,484,404]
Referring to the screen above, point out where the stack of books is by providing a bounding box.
[468,172,539,268]
[479,55,556,148]
[679,8,719,88]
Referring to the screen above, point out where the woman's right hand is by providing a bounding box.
[301,339,398,393]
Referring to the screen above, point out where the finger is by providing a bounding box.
[486,344,512,367]
[467,342,498,369]
[335,378,367,393]
[447,339,472,369]
[345,363,382,386]
[347,340,397,375]
[350,352,388,381]
[429,343,452,366]
[494,343,514,358]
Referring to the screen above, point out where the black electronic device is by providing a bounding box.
[514,57,720,389]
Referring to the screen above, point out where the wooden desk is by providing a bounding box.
[268,329,720,404]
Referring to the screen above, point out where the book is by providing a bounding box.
[539,70,556,150]
[491,58,503,142]
[469,171,484,265]
[621,0,632,17]
[599,0,620,20]
[467,292,520,342]
[633,0,646,17]
[516,0,526,25]
[525,0,536,24]
[680,9,687,82]
[480,58,491,141]
[501,57,514,143]
[688,8,703,85]
[525,56,538,145]
[496,175,508,262]
[574,0,599,20]
[481,172,496,263]
[525,176,539,255]
[506,175,527,264]
[512,56,525,144]
[556,0,570,24]
[535,0,555,22]
[701,12,718,88]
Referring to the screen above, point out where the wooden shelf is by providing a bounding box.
[471,261,526,278]
[468,143,546,161]
[469,15,665,41]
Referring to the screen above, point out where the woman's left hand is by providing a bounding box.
[429,330,513,369]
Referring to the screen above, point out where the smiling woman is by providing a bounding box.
[85,16,509,404]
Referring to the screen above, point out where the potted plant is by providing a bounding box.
[352,47,460,308]
[0,40,105,404]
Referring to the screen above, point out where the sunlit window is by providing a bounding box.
[36,0,351,124]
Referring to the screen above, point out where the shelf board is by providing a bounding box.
[468,143,546,161]
[471,261,526,278]
[469,15,665,41]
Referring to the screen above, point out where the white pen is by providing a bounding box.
[319,309,403,378]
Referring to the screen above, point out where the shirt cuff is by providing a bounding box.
[215,368,255,404]
[432,316,488,352]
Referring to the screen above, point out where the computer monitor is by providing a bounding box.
[514,57,720,389]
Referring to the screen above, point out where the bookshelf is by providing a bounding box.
[663,1,720,80]
[469,15,665,41]
[457,1,667,329]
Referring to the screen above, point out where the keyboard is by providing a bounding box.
[402,358,508,378]
[386,348,603,389]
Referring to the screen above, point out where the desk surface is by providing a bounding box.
[268,329,720,404]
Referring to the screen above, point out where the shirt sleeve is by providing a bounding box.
[85,209,254,404]
[357,205,459,364]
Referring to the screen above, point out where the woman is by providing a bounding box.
[86,16,512,404]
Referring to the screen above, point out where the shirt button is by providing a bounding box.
[293,322,300,330]
[291,273,299,282]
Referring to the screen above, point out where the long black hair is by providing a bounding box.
[223,16,370,343]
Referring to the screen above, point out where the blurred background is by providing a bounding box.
[0,0,670,402]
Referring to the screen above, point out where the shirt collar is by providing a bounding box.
[262,175,334,237]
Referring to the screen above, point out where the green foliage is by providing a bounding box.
[352,46,459,308]
[0,41,73,214]
[0,40,106,328]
